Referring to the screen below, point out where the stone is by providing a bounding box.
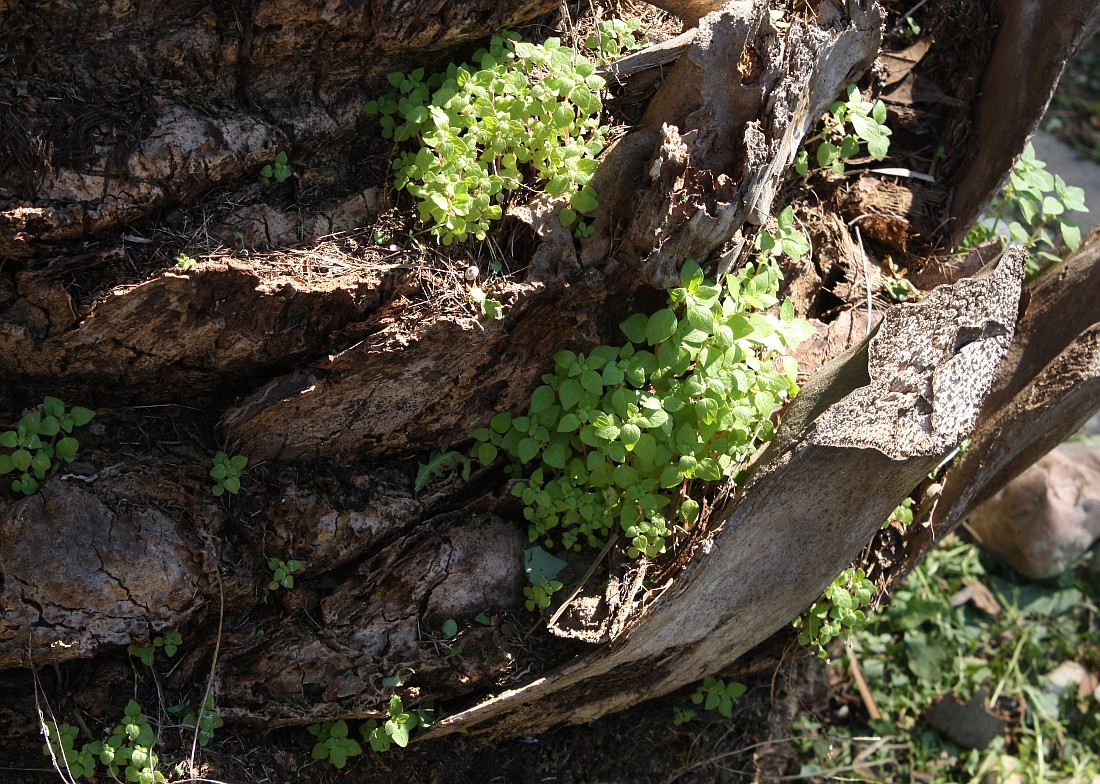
[967,442,1100,579]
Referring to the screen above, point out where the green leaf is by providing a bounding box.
[530,385,556,413]
[11,449,31,472]
[646,309,677,345]
[620,313,648,344]
[518,437,540,464]
[1061,220,1081,251]
[543,443,569,469]
[559,379,583,410]
[557,413,582,432]
[442,618,459,638]
[0,431,16,448]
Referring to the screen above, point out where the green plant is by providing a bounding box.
[471,257,814,559]
[175,253,195,271]
[522,545,568,611]
[672,707,696,725]
[169,696,224,748]
[754,205,810,260]
[584,18,647,62]
[260,150,292,185]
[795,84,892,175]
[42,722,96,780]
[308,720,363,768]
[210,450,247,496]
[792,566,875,658]
[364,32,607,245]
[691,676,747,718]
[361,696,432,752]
[524,576,564,611]
[267,557,301,591]
[415,445,472,492]
[0,397,95,495]
[127,631,182,667]
[885,496,914,528]
[468,284,505,320]
[796,539,1100,783]
[963,142,1088,274]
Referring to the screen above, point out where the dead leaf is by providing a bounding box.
[949,579,1002,617]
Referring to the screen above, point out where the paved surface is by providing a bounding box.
[1032,130,1100,232]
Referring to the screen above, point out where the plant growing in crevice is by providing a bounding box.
[691,676,747,718]
[260,150,292,185]
[792,566,876,659]
[795,84,892,175]
[522,545,568,611]
[42,700,165,784]
[168,696,224,748]
[361,696,433,752]
[1,397,95,495]
[471,256,814,559]
[128,631,182,667]
[267,557,301,591]
[210,451,247,496]
[364,32,607,244]
[415,445,471,492]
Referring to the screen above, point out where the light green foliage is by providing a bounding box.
[171,696,223,748]
[882,274,919,302]
[210,450,247,496]
[415,446,471,492]
[267,557,301,591]
[795,84,892,175]
[691,676,747,718]
[524,577,564,611]
[468,284,505,319]
[963,142,1088,274]
[361,696,433,752]
[885,496,914,528]
[364,33,607,245]
[584,18,647,62]
[755,205,810,260]
[43,703,165,783]
[260,150,292,185]
[128,631,182,667]
[797,540,1100,783]
[0,397,94,495]
[472,257,814,559]
[175,253,195,271]
[42,722,97,780]
[309,720,363,768]
[672,707,696,725]
[792,567,876,659]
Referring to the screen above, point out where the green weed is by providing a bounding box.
[795,84,892,175]
[0,397,95,495]
[210,450,247,496]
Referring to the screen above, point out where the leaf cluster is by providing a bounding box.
[361,696,432,752]
[267,557,301,591]
[260,150,291,185]
[754,205,810,260]
[210,451,247,496]
[415,446,472,492]
[472,257,814,559]
[127,631,182,667]
[364,32,606,244]
[690,676,747,718]
[964,142,1088,273]
[43,701,165,784]
[584,18,647,62]
[309,720,363,769]
[795,84,892,175]
[792,567,876,659]
[0,397,94,495]
[171,696,223,748]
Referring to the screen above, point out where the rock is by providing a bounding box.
[1043,661,1087,695]
[966,442,1100,579]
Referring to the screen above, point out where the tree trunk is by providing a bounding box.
[2,0,1099,752]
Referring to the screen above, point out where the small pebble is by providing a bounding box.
[464,265,479,281]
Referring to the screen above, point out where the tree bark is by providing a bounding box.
[2,0,1099,750]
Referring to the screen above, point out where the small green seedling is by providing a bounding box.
[210,451,247,496]
[884,497,914,528]
[169,696,224,748]
[793,567,876,659]
[361,696,432,752]
[795,84,892,175]
[522,545,568,611]
[524,577,564,611]
[260,150,292,185]
[415,446,471,492]
[94,700,165,784]
[308,720,363,769]
[128,631,182,667]
[691,676,747,718]
[175,253,195,271]
[755,205,811,260]
[1,397,95,495]
[267,557,301,591]
[584,18,647,62]
[672,707,697,725]
[469,285,505,320]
